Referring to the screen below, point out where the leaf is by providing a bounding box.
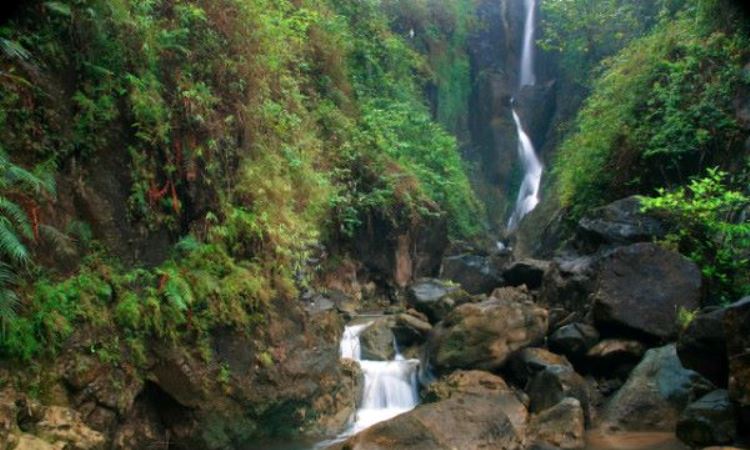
[44,1,72,17]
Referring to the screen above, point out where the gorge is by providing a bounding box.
[1,0,750,450]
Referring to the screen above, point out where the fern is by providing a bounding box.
[0,219,29,264]
[0,197,33,239]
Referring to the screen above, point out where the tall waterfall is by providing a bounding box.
[339,323,420,433]
[507,0,542,231]
[519,0,537,87]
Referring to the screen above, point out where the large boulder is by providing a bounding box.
[406,279,474,323]
[359,318,396,361]
[334,394,526,450]
[527,365,592,424]
[423,370,528,435]
[506,348,572,387]
[592,243,702,340]
[503,259,550,290]
[428,287,548,374]
[601,345,715,432]
[548,323,600,362]
[527,398,586,450]
[575,196,665,251]
[337,371,527,450]
[440,254,503,295]
[677,307,728,387]
[676,389,737,448]
[723,297,750,410]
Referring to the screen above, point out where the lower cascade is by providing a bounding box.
[339,322,420,434]
[507,107,543,231]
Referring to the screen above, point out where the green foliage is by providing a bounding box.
[642,168,750,303]
[554,9,750,218]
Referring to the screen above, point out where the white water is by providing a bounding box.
[339,323,420,434]
[519,0,537,87]
[507,109,542,231]
[507,0,543,231]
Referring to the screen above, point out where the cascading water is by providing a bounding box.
[338,323,420,433]
[507,108,543,231]
[519,0,537,87]
[507,0,543,231]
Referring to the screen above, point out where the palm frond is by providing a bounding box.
[0,219,29,264]
[0,196,33,239]
[0,38,31,61]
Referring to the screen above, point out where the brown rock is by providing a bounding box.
[528,398,585,449]
[428,287,548,374]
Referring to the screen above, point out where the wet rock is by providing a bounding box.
[527,398,586,450]
[548,323,600,362]
[677,306,728,387]
[527,365,592,424]
[723,297,750,409]
[586,339,645,377]
[676,389,736,448]
[592,243,701,340]
[601,345,715,432]
[576,196,665,251]
[428,287,548,374]
[503,258,550,289]
[392,313,432,348]
[359,318,396,361]
[440,254,503,295]
[406,278,474,323]
[506,347,572,387]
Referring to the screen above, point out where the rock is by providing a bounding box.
[440,254,503,295]
[406,278,473,323]
[422,370,528,438]
[527,398,586,450]
[359,318,396,361]
[424,370,510,401]
[503,258,550,289]
[32,406,106,450]
[592,243,702,340]
[601,345,715,432]
[392,313,432,348]
[335,394,526,450]
[538,256,598,328]
[13,434,63,450]
[506,348,572,387]
[723,297,750,409]
[576,196,665,251]
[303,292,336,315]
[548,323,600,361]
[676,390,737,448]
[428,287,548,374]
[677,307,728,387]
[586,339,645,377]
[527,365,592,424]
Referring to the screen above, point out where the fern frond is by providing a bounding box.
[0,219,29,264]
[0,196,33,239]
[163,272,194,311]
[39,224,77,257]
[0,38,31,61]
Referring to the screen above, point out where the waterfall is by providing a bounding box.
[339,323,420,433]
[519,0,537,87]
[507,109,542,231]
[507,0,542,231]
